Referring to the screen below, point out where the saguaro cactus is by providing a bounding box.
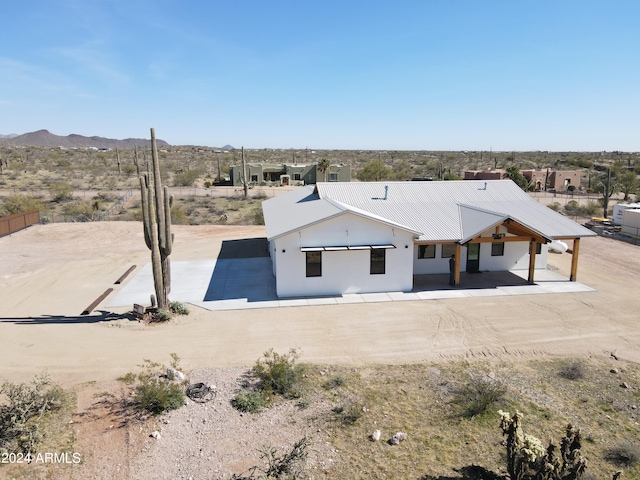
[139,128,173,310]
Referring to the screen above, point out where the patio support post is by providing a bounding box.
[454,243,462,285]
[527,239,537,284]
[570,238,580,281]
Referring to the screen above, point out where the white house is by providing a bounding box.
[262,180,596,298]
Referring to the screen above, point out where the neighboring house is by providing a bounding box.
[465,169,582,191]
[464,169,507,180]
[229,163,351,187]
[262,180,596,298]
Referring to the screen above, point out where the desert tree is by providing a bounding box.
[618,170,638,201]
[505,165,533,191]
[357,160,392,182]
[318,158,331,182]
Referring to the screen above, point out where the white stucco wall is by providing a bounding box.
[413,233,548,274]
[270,213,416,297]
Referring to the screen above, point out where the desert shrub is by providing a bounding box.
[229,437,310,480]
[173,169,200,187]
[0,373,66,454]
[252,348,305,398]
[605,441,639,467]
[133,376,184,415]
[252,189,267,199]
[547,202,562,212]
[323,375,345,390]
[171,205,189,224]
[49,182,74,202]
[558,361,586,380]
[153,308,172,322]
[0,194,44,215]
[450,371,507,418]
[332,398,365,425]
[130,356,186,416]
[62,200,95,218]
[169,301,190,315]
[231,390,270,413]
[204,181,212,188]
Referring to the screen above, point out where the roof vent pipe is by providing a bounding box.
[384,185,388,200]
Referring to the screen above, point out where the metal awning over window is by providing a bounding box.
[300,244,396,252]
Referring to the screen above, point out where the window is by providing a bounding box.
[491,242,505,256]
[250,174,259,182]
[418,244,435,259]
[441,244,456,258]
[292,173,301,180]
[370,248,385,274]
[305,251,322,277]
[536,243,542,255]
[329,173,338,182]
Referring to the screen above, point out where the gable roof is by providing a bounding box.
[263,180,596,242]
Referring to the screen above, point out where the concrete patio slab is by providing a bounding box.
[109,255,596,312]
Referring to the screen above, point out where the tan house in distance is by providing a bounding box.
[464,168,581,191]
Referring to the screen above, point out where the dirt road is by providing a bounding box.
[1,222,639,387]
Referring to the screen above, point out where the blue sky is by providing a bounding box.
[1,1,639,151]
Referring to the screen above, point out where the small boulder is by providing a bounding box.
[150,431,161,440]
[388,432,408,445]
[167,367,186,381]
[370,430,381,442]
[621,382,629,389]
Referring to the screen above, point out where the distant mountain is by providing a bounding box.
[222,144,235,150]
[0,133,18,139]
[0,129,170,148]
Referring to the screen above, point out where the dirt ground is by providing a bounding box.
[1,221,639,479]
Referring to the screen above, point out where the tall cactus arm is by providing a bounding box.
[163,186,173,255]
[139,174,152,250]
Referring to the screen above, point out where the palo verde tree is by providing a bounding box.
[139,128,173,310]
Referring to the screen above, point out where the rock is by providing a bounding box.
[370,429,381,442]
[610,368,619,374]
[621,382,629,389]
[150,430,161,440]
[167,367,186,381]
[388,432,408,445]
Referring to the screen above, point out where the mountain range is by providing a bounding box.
[0,130,170,148]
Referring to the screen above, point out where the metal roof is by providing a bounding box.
[263,180,596,242]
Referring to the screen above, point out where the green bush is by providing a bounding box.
[0,373,67,454]
[1,194,44,216]
[49,182,74,202]
[134,376,185,415]
[130,355,186,415]
[231,390,270,413]
[252,348,305,398]
[173,169,200,187]
[169,301,190,315]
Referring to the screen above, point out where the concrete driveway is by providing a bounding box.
[108,237,594,311]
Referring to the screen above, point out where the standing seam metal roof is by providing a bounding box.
[262,181,596,241]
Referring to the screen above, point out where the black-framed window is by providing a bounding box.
[250,174,259,182]
[536,243,542,255]
[370,248,386,274]
[441,244,456,258]
[418,244,436,259]
[305,251,322,277]
[491,242,505,256]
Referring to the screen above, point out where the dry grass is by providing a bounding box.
[299,357,640,479]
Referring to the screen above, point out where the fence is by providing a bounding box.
[0,210,40,237]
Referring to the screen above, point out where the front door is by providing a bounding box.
[466,243,480,273]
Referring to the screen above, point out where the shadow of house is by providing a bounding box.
[203,238,276,302]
